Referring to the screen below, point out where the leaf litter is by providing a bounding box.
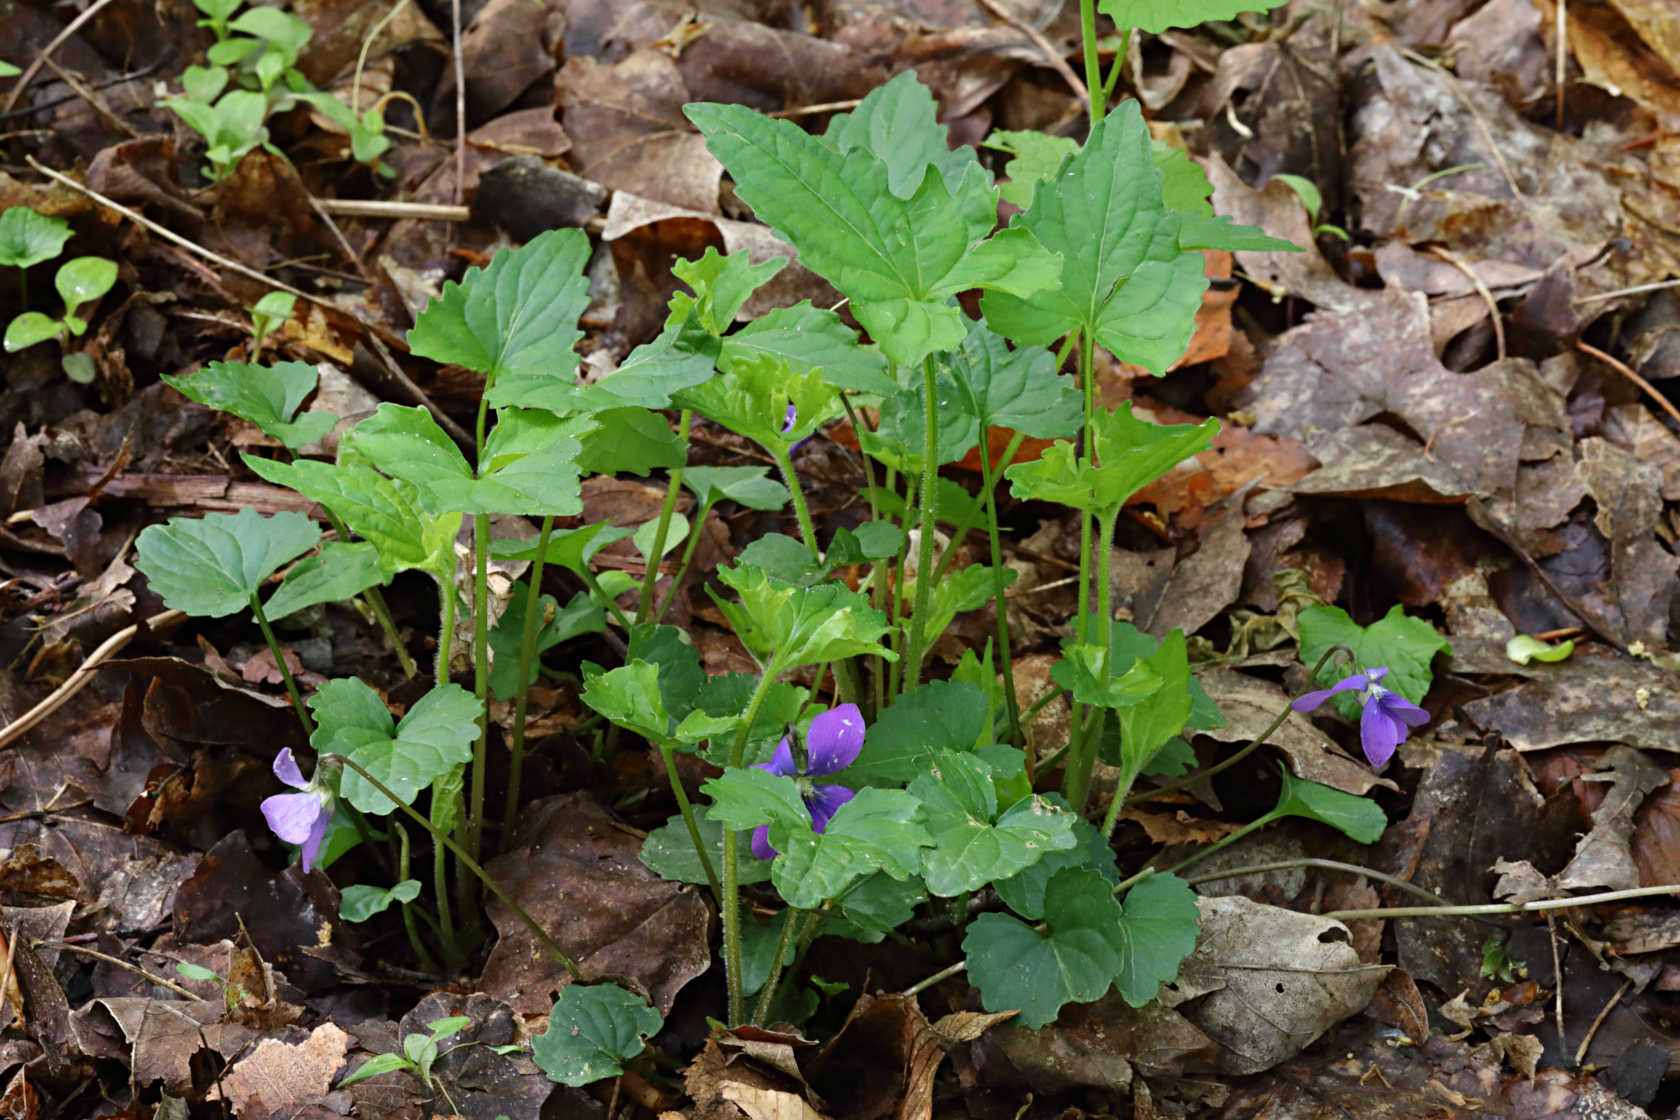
[1,0,1679,1115]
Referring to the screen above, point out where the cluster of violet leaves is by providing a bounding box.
[124,0,1460,1090]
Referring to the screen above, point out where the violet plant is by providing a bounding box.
[129,0,1460,1083]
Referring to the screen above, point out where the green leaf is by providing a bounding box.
[263,540,386,620]
[576,407,684,476]
[712,566,894,670]
[489,324,716,413]
[826,872,927,942]
[671,247,785,334]
[337,1052,413,1087]
[162,360,335,448]
[632,513,688,564]
[1271,768,1387,844]
[250,290,296,320]
[1099,0,1290,34]
[695,676,808,767]
[625,625,709,718]
[4,311,61,351]
[701,766,812,832]
[314,679,481,815]
[532,984,663,1087]
[768,788,932,909]
[0,207,72,270]
[908,564,1014,650]
[581,661,733,745]
[406,228,592,388]
[228,6,311,62]
[1297,603,1449,719]
[339,879,422,922]
[981,101,1203,373]
[1110,872,1200,1006]
[243,455,459,575]
[1506,634,1574,665]
[55,256,116,308]
[735,534,823,587]
[176,961,220,984]
[641,805,771,885]
[860,374,979,474]
[490,590,603,701]
[993,814,1121,920]
[682,466,789,512]
[686,94,1058,365]
[914,752,1077,896]
[1005,403,1218,516]
[1154,144,1299,252]
[136,510,321,617]
[982,129,1079,210]
[1051,641,1164,709]
[945,317,1082,440]
[490,520,633,574]
[841,679,989,787]
[823,71,979,200]
[1116,630,1192,779]
[963,867,1126,1027]
[721,303,892,396]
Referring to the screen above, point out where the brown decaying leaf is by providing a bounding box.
[209,1022,350,1116]
[479,792,710,1016]
[1555,745,1669,892]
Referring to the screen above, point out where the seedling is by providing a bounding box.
[4,255,118,383]
[0,205,72,303]
[247,290,295,353]
[1270,173,1351,241]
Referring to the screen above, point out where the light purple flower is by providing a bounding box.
[750,703,865,860]
[1292,666,1430,768]
[260,748,332,872]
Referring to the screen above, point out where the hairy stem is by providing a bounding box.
[752,906,802,1026]
[505,514,554,840]
[637,410,691,623]
[901,353,943,691]
[249,594,312,736]
[660,742,719,902]
[721,659,786,1024]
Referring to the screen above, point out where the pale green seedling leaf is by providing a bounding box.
[407,228,592,387]
[914,752,1077,896]
[722,303,892,396]
[963,867,1124,1027]
[1298,603,1449,719]
[823,70,979,199]
[675,352,839,451]
[55,256,116,308]
[228,6,311,63]
[244,455,459,575]
[0,62,17,79]
[176,961,220,984]
[633,512,688,564]
[1099,0,1289,34]
[136,510,320,617]
[945,317,1081,440]
[1005,403,1218,515]
[3,312,60,351]
[163,360,335,448]
[1271,768,1387,844]
[1269,173,1323,219]
[1506,634,1574,665]
[337,1052,412,1087]
[532,984,663,1087]
[339,879,422,922]
[671,247,785,334]
[0,207,72,270]
[263,541,385,620]
[313,679,480,814]
[641,805,771,885]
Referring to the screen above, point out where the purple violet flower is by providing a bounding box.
[1292,666,1429,769]
[750,703,865,860]
[260,748,332,872]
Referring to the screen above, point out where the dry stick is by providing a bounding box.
[1574,976,1631,1067]
[451,0,466,207]
[1577,340,1680,432]
[974,0,1088,103]
[23,156,473,450]
[1428,245,1506,362]
[1575,278,1680,305]
[1555,0,1568,133]
[1321,882,1680,921]
[40,942,198,999]
[0,0,122,113]
[0,609,186,750]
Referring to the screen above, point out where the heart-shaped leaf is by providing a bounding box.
[163,360,335,448]
[136,509,321,617]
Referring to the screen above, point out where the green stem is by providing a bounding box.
[309,500,415,678]
[393,821,440,972]
[721,659,786,1025]
[885,468,914,700]
[659,742,720,902]
[327,752,580,977]
[429,781,460,964]
[468,512,490,868]
[577,567,632,630]
[752,906,803,1026]
[974,429,1026,748]
[249,594,312,736]
[434,564,457,689]
[1080,0,1107,121]
[654,497,716,626]
[505,514,554,840]
[1102,28,1131,102]
[1062,508,1116,814]
[1162,812,1277,878]
[901,354,942,691]
[769,442,820,559]
[637,411,692,622]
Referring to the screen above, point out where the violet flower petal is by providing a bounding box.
[262,790,325,845]
[804,703,865,776]
[804,784,856,833]
[1359,700,1406,768]
[756,738,797,777]
[750,825,778,861]
[299,806,330,873]
[1291,673,1372,712]
[1375,688,1430,728]
[272,747,309,790]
